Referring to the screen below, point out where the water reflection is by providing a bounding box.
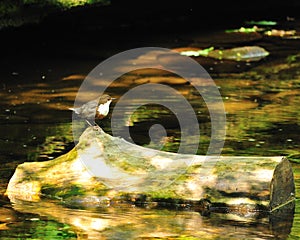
[1,22,300,239]
[0,198,293,240]
[1,68,300,238]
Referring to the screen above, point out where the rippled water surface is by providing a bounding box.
[1,18,300,239]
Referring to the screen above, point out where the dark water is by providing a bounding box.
[1,18,300,239]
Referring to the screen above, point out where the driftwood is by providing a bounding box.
[6,126,295,215]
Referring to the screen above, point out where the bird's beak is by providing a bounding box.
[112,98,117,100]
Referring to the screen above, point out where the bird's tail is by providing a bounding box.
[68,108,79,114]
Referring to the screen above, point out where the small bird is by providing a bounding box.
[69,94,115,126]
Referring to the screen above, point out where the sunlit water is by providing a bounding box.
[1,20,300,239]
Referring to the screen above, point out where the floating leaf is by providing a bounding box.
[245,20,277,26]
[225,26,264,33]
[179,47,214,57]
[264,29,296,37]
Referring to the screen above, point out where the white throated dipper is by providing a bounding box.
[69,94,115,126]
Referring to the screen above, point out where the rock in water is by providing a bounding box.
[207,46,269,62]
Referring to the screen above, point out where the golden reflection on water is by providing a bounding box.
[0,45,300,239]
[1,198,289,240]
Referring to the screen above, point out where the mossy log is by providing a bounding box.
[6,126,295,213]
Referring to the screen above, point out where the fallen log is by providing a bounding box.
[6,126,295,214]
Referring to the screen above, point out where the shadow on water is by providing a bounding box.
[1,12,300,239]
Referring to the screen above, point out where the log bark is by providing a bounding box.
[5,126,295,213]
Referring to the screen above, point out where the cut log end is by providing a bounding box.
[270,157,295,211]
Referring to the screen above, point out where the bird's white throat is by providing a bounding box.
[97,100,112,116]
